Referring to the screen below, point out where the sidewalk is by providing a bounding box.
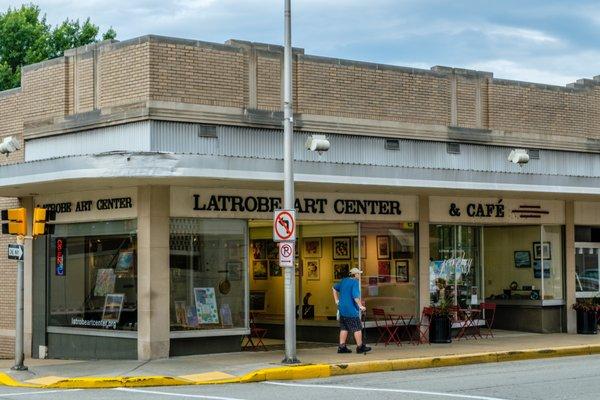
[1,331,600,389]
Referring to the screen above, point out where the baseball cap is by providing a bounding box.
[349,267,363,276]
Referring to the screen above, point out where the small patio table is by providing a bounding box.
[389,313,418,345]
[456,308,482,340]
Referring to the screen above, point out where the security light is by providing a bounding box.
[507,148,529,165]
[305,134,330,153]
[0,136,20,155]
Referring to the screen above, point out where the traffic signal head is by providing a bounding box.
[33,207,56,237]
[1,208,27,236]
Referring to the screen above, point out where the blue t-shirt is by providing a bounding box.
[333,277,360,318]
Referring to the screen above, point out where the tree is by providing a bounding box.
[0,4,117,91]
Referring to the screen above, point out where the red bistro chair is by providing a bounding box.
[415,307,433,344]
[372,308,400,346]
[242,313,268,351]
[478,303,497,338]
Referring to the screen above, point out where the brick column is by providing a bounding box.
[137,186,170,360]
[565,201,576,333]
[418,195,430,314]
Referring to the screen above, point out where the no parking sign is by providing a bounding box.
[278,242,295,267]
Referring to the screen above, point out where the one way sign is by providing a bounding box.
[8,244,23,260]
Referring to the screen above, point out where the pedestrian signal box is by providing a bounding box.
[1,208,27,236]
[33,208,56,237]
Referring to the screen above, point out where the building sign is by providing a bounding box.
[172,188,418,222]
[34,189,137,223]
[430,196,564,224]
[55,238,66,276]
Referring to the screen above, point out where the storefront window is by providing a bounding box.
[483,226,541,301]
[575,227,600,297]
[250,221,358,322]
[360,223,418,316]
[541,225,563,300]
[48,220,138,331]
[429,225,482,307]
[170,218,247,331]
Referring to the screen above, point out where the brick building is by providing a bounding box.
[0,35,599,360]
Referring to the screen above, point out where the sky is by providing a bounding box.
[2,0,600,86]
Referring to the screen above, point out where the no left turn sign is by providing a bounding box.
[273,209,296,242]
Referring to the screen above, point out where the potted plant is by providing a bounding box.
[429,295,453,343]
[572,298,598,334]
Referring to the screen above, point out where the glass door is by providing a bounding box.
[429,225,483,308]
[575,243,600,298]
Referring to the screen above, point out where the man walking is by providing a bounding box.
[332,267,372,354]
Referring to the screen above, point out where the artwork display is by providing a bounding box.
[533,242,551,260]
[303,238,322,258]
[269,260,282,277]
[533,260,551,278]
[249,291,266,311]
[102,293,124,322]
[514,251,531,268]
[251,240,266,260]
[186,305,198,327]
[378,260,391,282]
[219,304,233,327]
[266,240,279,260]
[333,263,350,280]
[306,259,320,280]
[333,237,351,260]
[115,250,134,273]
[252,260,268,280]
[395,260,409,282]
[193,287,219,324]
[226,240,242,259]
[94,269,116,297]
[226,261,242,281]
[174,301,187,325]
[353,236,367,259]
[377,236,390,259]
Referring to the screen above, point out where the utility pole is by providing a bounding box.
[12,235,26,371]
[282,0,299,364]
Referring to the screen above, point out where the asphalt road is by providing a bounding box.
[1,354,599,399]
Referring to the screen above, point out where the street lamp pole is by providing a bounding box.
[282,0,299,364]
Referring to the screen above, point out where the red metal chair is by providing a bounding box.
[415,307,433,344]
[372,308,400,346]
[242,313,268,351]
[478,303,496,338]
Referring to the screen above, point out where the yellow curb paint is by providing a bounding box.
[0,373,40,388]
[180,372,234,383]
[24,376,66,386]
[45,376,193,389]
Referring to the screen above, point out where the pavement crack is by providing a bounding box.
[124,360,152,375]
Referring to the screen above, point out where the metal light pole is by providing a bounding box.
[12,235,26,371]
[282,0,299,364]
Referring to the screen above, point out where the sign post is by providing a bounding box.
[10,236,26,371]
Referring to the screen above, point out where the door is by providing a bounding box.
[575,243,600,298]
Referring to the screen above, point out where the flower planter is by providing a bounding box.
[429,315,452,343]
[576,309,598,334]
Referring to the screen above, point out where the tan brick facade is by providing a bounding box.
[0,35,597,147]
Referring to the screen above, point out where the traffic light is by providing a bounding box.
[1,208,27,236]
[32,208,56,237]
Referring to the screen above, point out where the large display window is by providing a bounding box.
[429,224,564,306]
[249,221,418,323]
[48,220,138,331]
[575,226,600,298]
[169,218,247,331]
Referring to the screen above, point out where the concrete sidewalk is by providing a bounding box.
[1,331,600,388]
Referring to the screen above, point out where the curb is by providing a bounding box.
[2,344,600,389]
